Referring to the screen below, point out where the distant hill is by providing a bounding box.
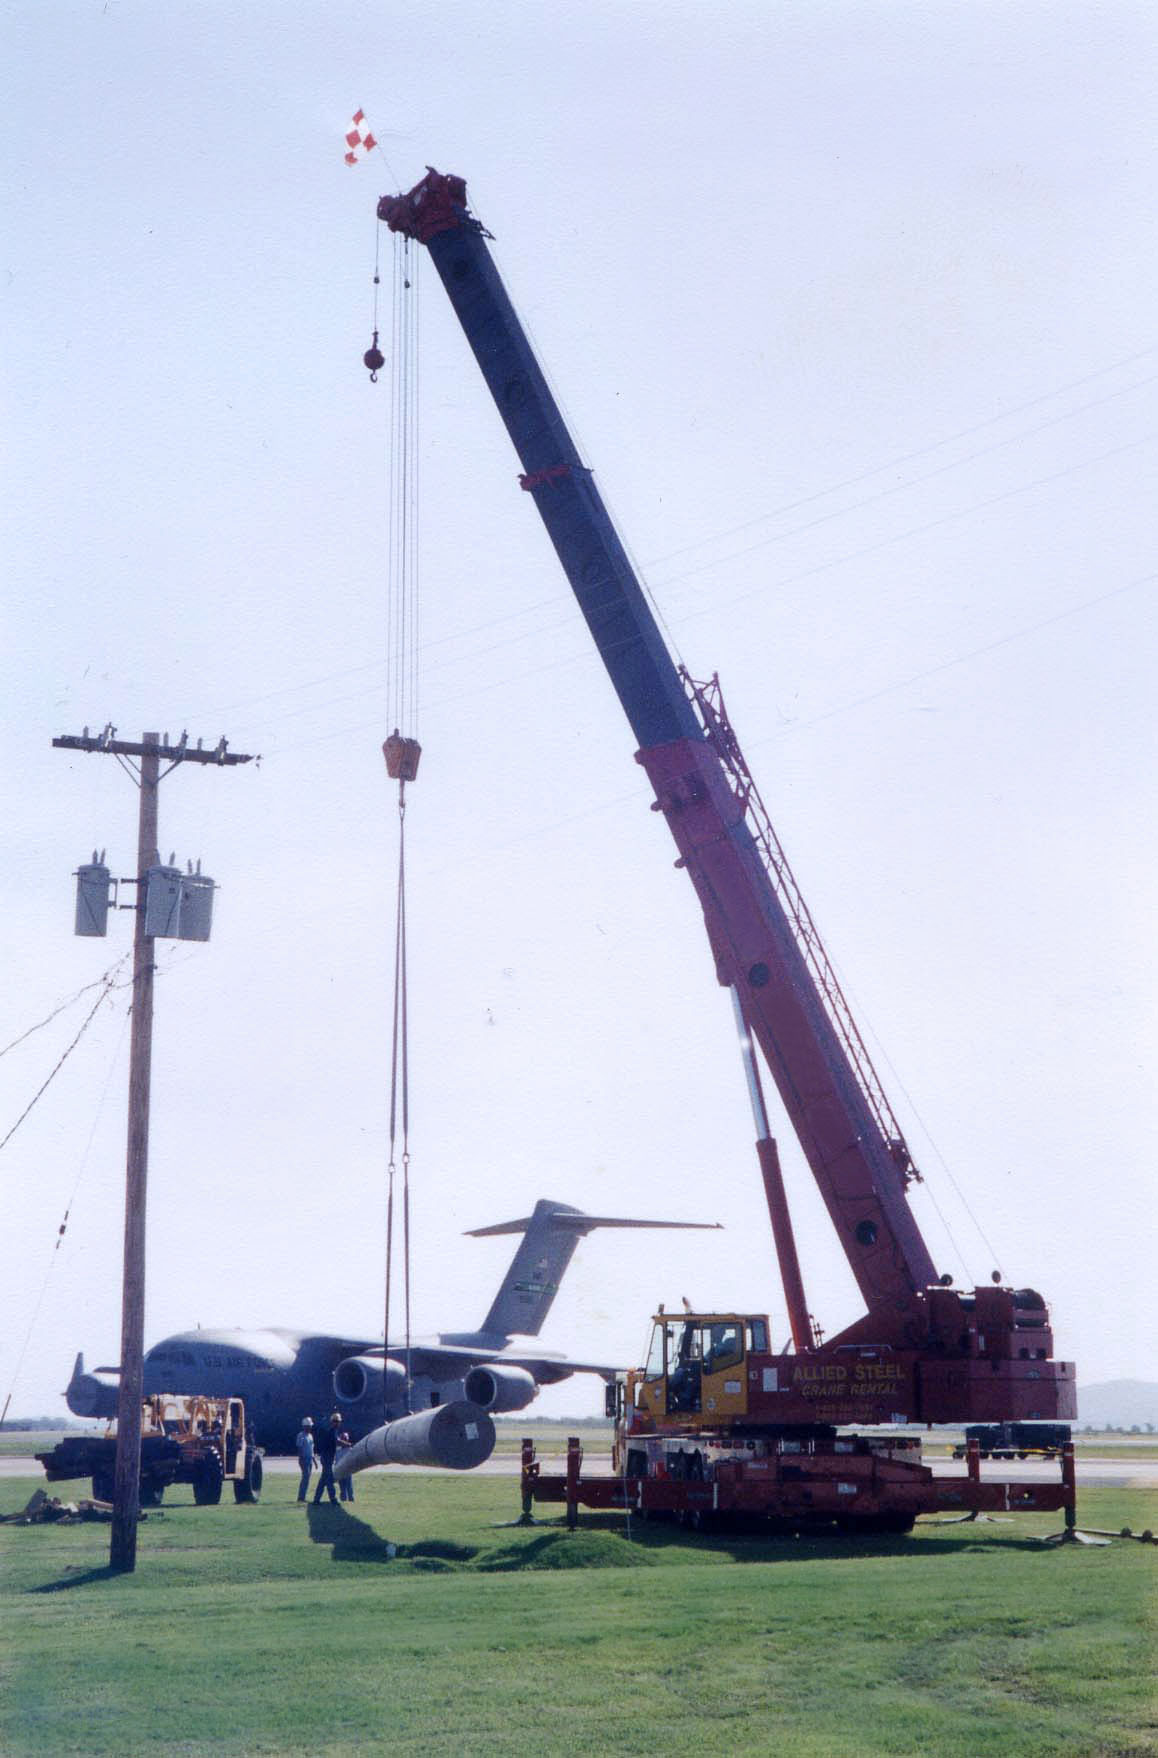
[1077,1381,1158,1430]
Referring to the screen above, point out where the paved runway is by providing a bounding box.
[7,1451,1157,1488]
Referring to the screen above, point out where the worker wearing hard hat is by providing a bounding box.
[312,1412,343,1507]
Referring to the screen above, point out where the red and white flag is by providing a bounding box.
[344,110,377,165]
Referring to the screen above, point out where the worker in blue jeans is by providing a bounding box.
[295,1417,315,1502]
[337,1428,356,1501]
[313,1411,342,1505]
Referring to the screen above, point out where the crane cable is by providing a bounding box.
[384,786,411,1414]
[375,228,422,1423]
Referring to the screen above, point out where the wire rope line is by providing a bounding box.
[643,346,1158,574]
[384,791,412,1414]
[0,997,132,1428]
[387,234,422,739]
[170,359,1155,743]
[660,429,1158,624]
[0,957,130,1061]
[813,951,1005,1286]
[205,421,1156,756]
[0,955,131,1156]
[379,224,423,1426]
[650,380,1158,602]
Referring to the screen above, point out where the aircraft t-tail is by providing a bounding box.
[65,1200,719,1462]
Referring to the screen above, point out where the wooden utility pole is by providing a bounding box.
[109,733,159,1572]
[52,727,252,1572]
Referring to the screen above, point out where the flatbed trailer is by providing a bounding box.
[520,1435,1077,1535]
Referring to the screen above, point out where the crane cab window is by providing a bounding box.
[644,1323,666,1382]
[746,1319,768,1354]
[704,1322,743,1375]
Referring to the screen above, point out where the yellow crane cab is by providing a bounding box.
[625,1309,770,1433]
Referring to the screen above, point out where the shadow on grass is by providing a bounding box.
[29,1564,122,1593]
[508,1509,1067,1564]
[304,1502,476,1567]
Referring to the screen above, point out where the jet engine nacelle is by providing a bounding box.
[463,1362,538,1414]
[332,1354,407,1411]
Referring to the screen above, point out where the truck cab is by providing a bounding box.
[625,1310,770,1432]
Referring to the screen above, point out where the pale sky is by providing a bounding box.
[3,1,1155,1420]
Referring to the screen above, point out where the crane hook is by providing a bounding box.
[363,330,385,383]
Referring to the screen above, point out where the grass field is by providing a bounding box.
[3,1468,1155,1757]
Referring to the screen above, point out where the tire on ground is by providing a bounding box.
[193,1446,224,1506]
[233,1446,263,1503]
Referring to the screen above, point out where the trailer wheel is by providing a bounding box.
[91,1471,115,1505]
[233,1447,263,1503]
[193,1447,224,1505]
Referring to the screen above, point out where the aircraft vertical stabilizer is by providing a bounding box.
[467,1200,720,1338]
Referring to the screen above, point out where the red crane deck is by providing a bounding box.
[520,1435,1077,1536]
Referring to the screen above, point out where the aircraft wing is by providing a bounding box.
[396,1341,620,1381]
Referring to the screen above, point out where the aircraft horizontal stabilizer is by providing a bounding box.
[467,1212,721,1237]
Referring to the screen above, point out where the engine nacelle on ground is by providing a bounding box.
[334,1401,495,1475]
[332,1354,407,1412]
[463,1362,537,1414]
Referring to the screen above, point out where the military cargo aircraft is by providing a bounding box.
[65,1199,718,1452]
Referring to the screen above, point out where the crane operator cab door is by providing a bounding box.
[635,1315,750,1426]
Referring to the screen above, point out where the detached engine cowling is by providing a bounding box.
[332,1354,407,1412]
[463,1362,537,1414]
[334,1401,496,1476]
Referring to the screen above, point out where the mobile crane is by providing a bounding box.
[376,170,1077,1533]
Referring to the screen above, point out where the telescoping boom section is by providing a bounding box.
[378,169,1075,1437]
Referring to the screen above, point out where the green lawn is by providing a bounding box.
[2,1470,1155,1757]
